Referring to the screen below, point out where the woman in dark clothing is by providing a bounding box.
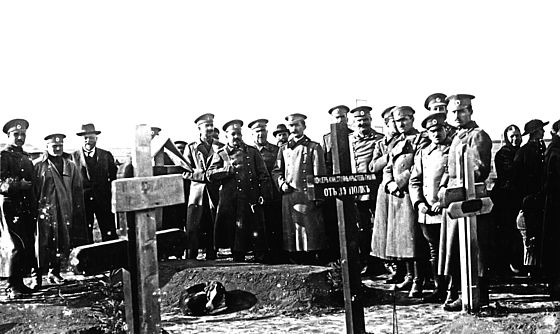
[491,124,522,275]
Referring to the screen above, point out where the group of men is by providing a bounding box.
[1,121,117,297]
[1,97,559,311]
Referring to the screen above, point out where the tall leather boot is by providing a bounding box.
[423,260,446,303]
[408,260,423,298]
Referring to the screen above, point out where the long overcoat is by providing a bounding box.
[441,121,492,277]
[541,135,560,276]
[207,143,272,252]
[34,153,89,269]
[369,135,397,259]
[0,145,36,277]
[384,129,422,259]
[272,136,327,252]
[183,139,224,248]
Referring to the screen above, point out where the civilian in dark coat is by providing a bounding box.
[513,119,548,273]
[542,120,560,298]
[0,119,36,296]
[207,120,272,262]
[71,124,117,241]
[491,124,523,274]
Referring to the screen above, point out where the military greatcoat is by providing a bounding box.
[369,134,398,259]
[0,145,36,277]
[207,143,272,252]
[183,139,224,250]
[272,136,328,252]
[441,120,492,277]
[34,153,89,270]
[383,129,423,259]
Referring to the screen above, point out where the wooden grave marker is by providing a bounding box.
[442,144,493,312]
[307,123,376,334]
[69,124,186,334]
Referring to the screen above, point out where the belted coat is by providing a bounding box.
[383,129,423,259]
[441,121,492,277]
[0,145,36,277]
[207,143,272,252]
[272,136,328,252]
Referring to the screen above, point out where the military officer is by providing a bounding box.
[348,106,384,276]
[322,105,351,175]
[424,93,457,139]
[383,106,425,297]
[71,124,118,242]
[207,120,272,262]
[273,123,289,146]
[183,114,224,260]
[0,119,36,296]
[370,106,404,283]
[248,119,283,263]
[409,112,452,302]
[440,94,493,311]
[272,113,328,264]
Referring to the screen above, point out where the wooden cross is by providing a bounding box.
[69,125,186,333]
[308,123,373,334]
[442,144,493,312]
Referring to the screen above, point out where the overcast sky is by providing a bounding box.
[1,1,558,151]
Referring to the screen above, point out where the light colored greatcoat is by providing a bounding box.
[272,136,327,252]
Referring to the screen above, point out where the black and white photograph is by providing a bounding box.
[1,1,559,333]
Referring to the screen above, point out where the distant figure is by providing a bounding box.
[272,124,289,146]
[71,124,118,241]
[0,119,36,296]
[492,124,523,275]
[33,134,89,289]
[151,126,162,139]
[174,140,188,155]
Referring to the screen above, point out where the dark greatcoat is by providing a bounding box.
[272,136,327,252]
[70,148,117,241]
[441,120,492,277]
[0,145,36,278]
[207,143,272,252]
[369,134,398,259]
[255,142,283,254]
[541,135,560,276]
[491,128,523,269]
[183,138,224,251]
[33,153,89,270]
[384,129,423,259]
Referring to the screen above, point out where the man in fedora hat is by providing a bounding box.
[183,113,224,260]
[207,120,272,262]
[33,133,89,289]
[71,124,118,242]
[0,119,36,296]
[272,124,289,146]
[513,119,549,276]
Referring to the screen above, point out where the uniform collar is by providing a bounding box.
[226,142,247,153]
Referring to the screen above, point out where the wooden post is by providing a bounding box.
[331,123,366,334]
[456,145,480,312]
